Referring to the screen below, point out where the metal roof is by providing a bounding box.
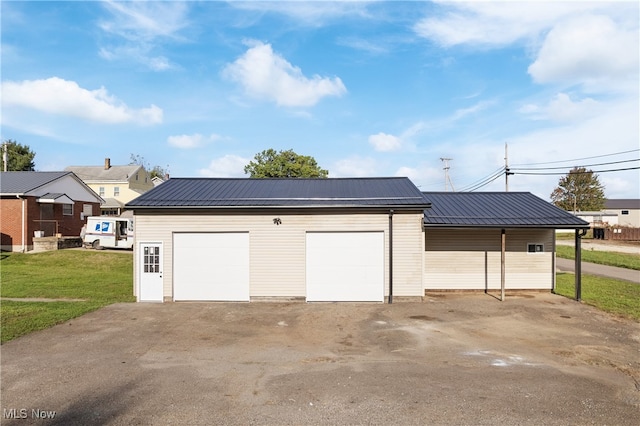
[126,177,431,209]
[422,192,590,229]
[0,171,72,194]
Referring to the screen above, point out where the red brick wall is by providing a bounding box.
[1,197,101,250]
[1,197,24,248]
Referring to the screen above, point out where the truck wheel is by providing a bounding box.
[92,240,102,250]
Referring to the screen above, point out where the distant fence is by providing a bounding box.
[595,227,640,241]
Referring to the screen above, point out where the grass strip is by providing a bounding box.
[556,245,640,270]
[1,250,134,343]
[0,301,106,343]
[555,273,640,320]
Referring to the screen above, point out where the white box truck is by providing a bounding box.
[83,217,134,250]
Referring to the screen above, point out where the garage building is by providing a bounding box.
[127,177,431,302]
[126,178,589,302]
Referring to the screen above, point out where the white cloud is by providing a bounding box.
[368,132,402,152]
[330,156,377,177]
[100,0,189,41]
[415,3,639,92]
[222,41,347,107]
[99,0,189,69]
[520,93,601,122]
[1,77,162,125]
[414,2,585,47]
[167,133,222,149]
[528,15,639,91]
[198,155,249,177]
[229,2,371,27]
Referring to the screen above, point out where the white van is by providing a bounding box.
[83,217,134,250]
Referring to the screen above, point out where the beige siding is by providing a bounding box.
[133,211,424,301]
[424,229,554,290]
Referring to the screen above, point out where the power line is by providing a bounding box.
[510,158,639,171]
[459,167,506,192]
[510,148,640,167]
[457,166,504,192]
[512,166,640,176]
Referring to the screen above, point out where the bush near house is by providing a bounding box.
[1,250,134,343]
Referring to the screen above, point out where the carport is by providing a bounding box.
[422,192,590,300]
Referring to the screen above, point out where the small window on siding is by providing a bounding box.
[621,210,629,215]
[114,187,120,196]
[63,204,73,216]
[527,243,544,253]
[99,187,105,196]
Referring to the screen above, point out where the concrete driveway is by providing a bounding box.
[2,293,639,425]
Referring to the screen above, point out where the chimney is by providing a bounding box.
[104,158,111,170]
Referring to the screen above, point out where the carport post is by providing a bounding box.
[574,228,587,301]
[388,210,394,304]
[501,228,506,302]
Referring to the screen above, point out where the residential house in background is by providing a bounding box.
[65,158,154,216]
[603,199,640,228]
[0,171,102,252]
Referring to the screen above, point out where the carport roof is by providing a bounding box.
[422,192,590,229]
[126,177,432,210]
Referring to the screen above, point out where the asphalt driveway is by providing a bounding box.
[2,293,639,425]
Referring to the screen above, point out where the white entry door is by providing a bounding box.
[139,242,163,302]
[306,232,384,302]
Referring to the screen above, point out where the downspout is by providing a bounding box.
[500,229,506,302]
[388,210,394,304]
[575,228,588,301]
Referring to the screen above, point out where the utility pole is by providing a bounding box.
[504,143,513,192]
[440,157,454,191]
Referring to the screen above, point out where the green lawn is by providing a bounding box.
[556,244,640,270]
[555,273,640,320]
[1,250,134,343]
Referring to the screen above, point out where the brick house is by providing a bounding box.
[0,171,103,252]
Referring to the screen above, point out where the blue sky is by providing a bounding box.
[2,1,638,199]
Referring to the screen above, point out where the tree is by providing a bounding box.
[1,140,36,171]
[244,149,328,178]
[129,154,168,179]
[550,167,606,212]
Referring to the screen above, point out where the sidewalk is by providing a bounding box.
[556,258,640,283]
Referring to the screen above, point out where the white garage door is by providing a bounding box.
[173,233,249,301]
[306,232,384,302]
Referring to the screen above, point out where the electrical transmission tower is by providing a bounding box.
[440,157,455,191]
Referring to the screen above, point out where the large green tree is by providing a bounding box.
[244,149,328,178]
[1,140,36,171]
[550,167,606,212]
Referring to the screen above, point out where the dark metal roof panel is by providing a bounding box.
[126,177,431,209]
[0,171,71,194]
[423,192,590,228]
